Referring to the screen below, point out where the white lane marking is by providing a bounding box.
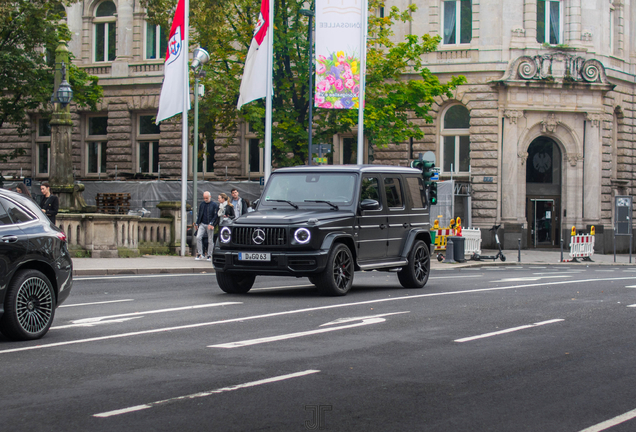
[53,317,142,329]
[532,271,585,275]
[75,273,211,281]
[4,276,636,355]
[210,312,409,349]
[54,302,242,328]
[60,299,134,308]
[454,319,564,343]
[496,275,573,282]
[577,408,636,432]
[93,370,320,418]
[624,286,636,289]
[627,305,636,308]
[320,312,408,327]
[429,275,483,280]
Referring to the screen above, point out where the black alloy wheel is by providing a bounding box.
[317,243,354,296]
[397,240,430,288]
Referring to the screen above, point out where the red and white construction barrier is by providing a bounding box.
[569,234,595,261]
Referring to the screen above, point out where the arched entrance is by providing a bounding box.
[526,137,562,248]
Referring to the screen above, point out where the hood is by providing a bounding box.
[233,208,354,225]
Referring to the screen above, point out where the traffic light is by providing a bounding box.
[411,159,437,205]
[429,181,437,205]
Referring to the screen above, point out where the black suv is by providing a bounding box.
[0,189,73,340]
[213,165,432,296]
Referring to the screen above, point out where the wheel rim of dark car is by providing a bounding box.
[16,277,53,334]
[333,248,353,290]
[414,245,429,283]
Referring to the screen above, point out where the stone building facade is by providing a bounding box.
[0,0,634,250]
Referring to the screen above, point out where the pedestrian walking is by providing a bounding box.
[194,191,219,261]
[218,193,235,221]
[40,182,59,224]
[15,183,32,198]
[230,188,248,218]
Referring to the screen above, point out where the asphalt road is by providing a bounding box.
[2,266,636,432]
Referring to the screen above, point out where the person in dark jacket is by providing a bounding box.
[218,193,235,221]
[40,182,59,224]
[194,191,219,261]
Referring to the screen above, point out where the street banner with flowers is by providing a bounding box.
[315,0,364,110]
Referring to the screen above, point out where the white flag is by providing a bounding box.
[156,0,190,124]
[237,0,270,109]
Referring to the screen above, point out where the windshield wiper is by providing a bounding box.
[267,199,299,209]
[304,200,339,210]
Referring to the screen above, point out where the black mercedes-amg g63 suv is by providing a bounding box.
[212,165,432,296]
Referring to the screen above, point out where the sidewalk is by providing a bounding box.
[72,249,636,276]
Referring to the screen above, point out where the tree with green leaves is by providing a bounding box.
[142,0,465,167]
[0,0,103,163]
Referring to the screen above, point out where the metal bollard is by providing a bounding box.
[518,238,521,262]
[561,238,564,262]
[443,238,456,263]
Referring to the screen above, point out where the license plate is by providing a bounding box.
[239,252,271,261]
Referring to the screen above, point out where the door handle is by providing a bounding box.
[379,224,386,230]
[2,235,18,243]
[403,223,409,228]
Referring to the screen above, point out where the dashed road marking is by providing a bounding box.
[454,319,564,343]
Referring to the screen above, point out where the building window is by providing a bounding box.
[440,105,470,174]
[247,138,263,174]
[137,115,160,174]
[442,1,472,45]
[94,1,116,62]
[536,1,562,45]
[35,118,51,176]
[86,116,108,175]
[194,139,216,175]
[145,22,168,60]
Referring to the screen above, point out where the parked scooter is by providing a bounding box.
[471,224,506,262]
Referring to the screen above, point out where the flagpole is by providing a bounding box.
[356,0,368,165]
[180,0,190,256]
[264,0,274,184]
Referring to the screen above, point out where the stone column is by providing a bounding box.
[523,0,538,42]
[111,0,133,77]
[501,110,525,223]
[583,113,602,224]
[157,201,190,254]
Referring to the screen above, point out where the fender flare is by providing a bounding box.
[320,232,356,260]
[399,229,432,259]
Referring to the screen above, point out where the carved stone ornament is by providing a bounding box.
[567,153,583,167]
[585,112,602,128]
[518,151,529,166]
[504,110,524,124]
[501,53,609,84]
[540,113,560,133]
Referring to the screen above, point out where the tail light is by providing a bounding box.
[56,232,67,242]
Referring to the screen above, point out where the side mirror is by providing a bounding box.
[253,198,260,209]
[360,199,380,211]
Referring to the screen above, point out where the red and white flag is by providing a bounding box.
[237,0,270,109]
[156,0,190,124]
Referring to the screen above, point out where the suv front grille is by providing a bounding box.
[233,227,287,246]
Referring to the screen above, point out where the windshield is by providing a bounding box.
[263,173,357,205]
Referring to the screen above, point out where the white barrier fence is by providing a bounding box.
[569,234,595,261]
[462,227,482,258]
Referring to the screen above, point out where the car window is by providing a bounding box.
[384,177,404,209]
[405,176,426,209]
[360,176,381,204]
[264,173,357,204]
[0,197,35,224]
[0,199,11,225]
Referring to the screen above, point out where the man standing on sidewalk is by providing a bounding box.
[230,188,248,219]
[194,191,219,261]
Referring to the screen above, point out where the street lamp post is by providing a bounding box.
[190,48,210,232]
[300,9,314,166]
[49,41,86,211]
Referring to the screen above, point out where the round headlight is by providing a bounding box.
[220,226,232,243]
[294,227,311,244]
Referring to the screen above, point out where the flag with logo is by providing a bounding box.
[156,0,190,124]
[237,0,270,109]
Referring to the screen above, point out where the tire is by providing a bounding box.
[316,243,354,296]
[397,240,430,289]
[0,269,55,341]
[308,276,319,286]
[437,253,444,262]
[472,254,480,261]
[216,272,256,294]
[500,254,506,262]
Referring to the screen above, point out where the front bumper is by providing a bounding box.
[212,249,330,276]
